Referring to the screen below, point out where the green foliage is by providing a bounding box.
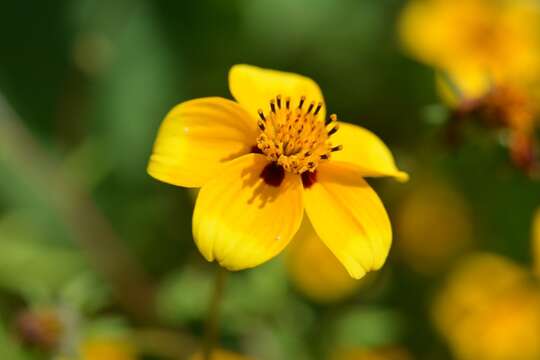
[0,1,538,359]
[0,213,85,301]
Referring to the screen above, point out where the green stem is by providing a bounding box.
[203,266,228,360]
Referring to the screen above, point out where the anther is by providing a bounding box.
[325,114,337,125]
[314,102,323,115]
[258,109,266,121]
[256,95,339,174]
[298,96,306,109]
[331,145,343,152]
[328,124,339,136]
[306,102,314,114]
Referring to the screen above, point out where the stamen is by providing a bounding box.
[326,114,337,125]
[255,95,341,175]
[328,124,339,136]
[306,102,314,114]
[298,96,306,109]
[331,145,343,152]
[314,102,323,115]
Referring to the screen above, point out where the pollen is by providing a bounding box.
[256,95,342,174]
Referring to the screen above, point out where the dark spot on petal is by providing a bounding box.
[260,162,285,187]
[251,145,263,154]
[301,170,317,188]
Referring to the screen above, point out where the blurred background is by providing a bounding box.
[0,0,539,359]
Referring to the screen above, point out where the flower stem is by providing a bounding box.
[203,265,228,360]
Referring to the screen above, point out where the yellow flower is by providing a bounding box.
[400,0,540,172]
[81,338,137,360]
[433,253,540,360]
[399,0,540,83]
[189,349,255,360]
[148,65,407,279]
[396,178,472,274]
[286,220,364,302]
[532,208,540,276]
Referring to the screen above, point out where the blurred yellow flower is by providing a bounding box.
[189,349,255,360]
[399,0,540,82]
[396,179,472,274]
[400,0,540,171]
[331,347,411,360]
[286,220,364,303]
[81,338,137,360]
[532,207,540,276]
[148,65,407,279]
[433,253,540,360]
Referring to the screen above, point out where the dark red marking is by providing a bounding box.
[301,170,317,188]
[251,145,263,154]
[260,163,285,187]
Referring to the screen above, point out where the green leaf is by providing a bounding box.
[0,213,85,300]
[330,307,403,348]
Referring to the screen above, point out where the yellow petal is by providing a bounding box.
[193,154,304,270]
[148,97,258,188]
[229,64,325,119]
[303,162,392,279]
[331,122,408,181]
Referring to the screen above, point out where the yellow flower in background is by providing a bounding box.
[532,208,540,276]
[396,179,473,274]
[331,347,411,360]
[433,253,540,360]
[148,65,407,279]
[465,288,540,360]
[400,0,540,172]
[286,220,365,303]
[433,253,529,337]
[81,338,137,360]
[399,0,540,82]
[189,349,255,360]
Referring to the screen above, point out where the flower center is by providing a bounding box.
[255,95,341,174]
